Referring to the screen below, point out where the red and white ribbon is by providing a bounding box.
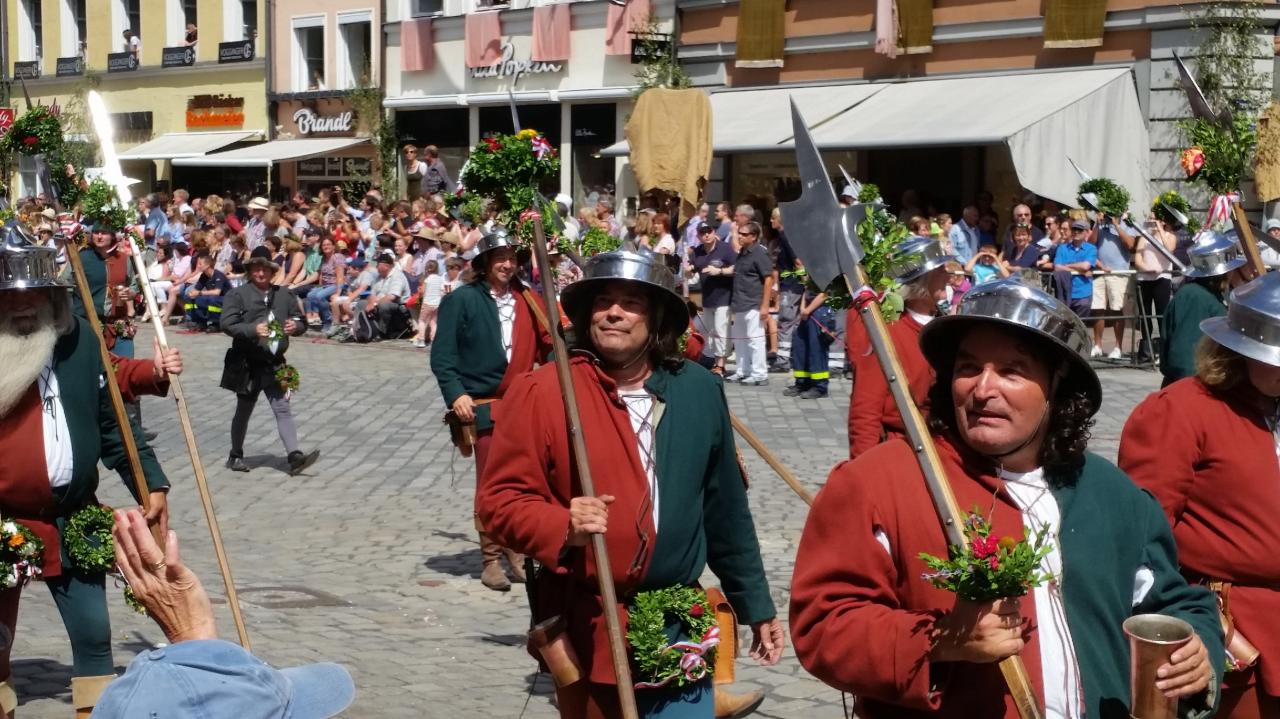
[1207,192,1240,229]
[850,284,885,312]
[531,135,554,161]
[633,626,721,690]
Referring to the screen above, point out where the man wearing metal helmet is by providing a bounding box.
[477,250,782,718]
[1120,271,1280,717]
[0,222,171,718]
[792,279,1222,719]
[431,227,554,592]
[1158,232,1252,387]
[847,235,953,458]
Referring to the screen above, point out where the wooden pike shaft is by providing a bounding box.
[845,264,1042,719]
[62,243,160,545]
[729,414,814,506]
[126,248,253,650]
[529,219,640,719]
[1231,204,1268,279]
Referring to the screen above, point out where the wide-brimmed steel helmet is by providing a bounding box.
[1200,271,1280,368]
[0,219,71,291]
[919,278,1101,412]
[889,235,955,284]
[560,249,687,342]
[474,227,518,260]
[1184,231,1246,279]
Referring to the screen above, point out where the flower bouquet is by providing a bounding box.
[110,319,138,340]
[580,226,621,257]
[267,319,286,343]
[0,520,43,590]
[1179,110,1258,229]
[919,508,1052,602]
[0,106,63,156]
[80,177,132,233]
[275,364,300,392]
[1077,178,1131,219]
[627,586,720,690]
[450,128,561,244]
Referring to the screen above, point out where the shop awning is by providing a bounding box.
[602,67,1150,208]
[118,130,262,161]
[598,84,885,157]
[172,138,370,167]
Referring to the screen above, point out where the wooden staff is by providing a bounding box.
[125,240,253,650]
[729,414,814,506]
[62,240,160,545]
[1231,204,1269,278]
[529,219,640,719]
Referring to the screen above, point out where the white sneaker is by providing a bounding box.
[1090,346,1103,358]
[1107,347,1123,360]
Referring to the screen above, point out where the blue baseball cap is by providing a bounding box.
[94,640,354,718]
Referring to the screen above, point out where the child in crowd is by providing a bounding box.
[943,260,970,309]
[965,242,1009,286]
[412,260,444,349]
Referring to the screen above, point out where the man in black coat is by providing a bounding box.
[219,247,320,475]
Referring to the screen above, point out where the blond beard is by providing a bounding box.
[0,307,59,419]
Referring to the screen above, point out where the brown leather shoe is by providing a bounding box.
[505,550,527,583]
[481,561,511,591]
[714,687,765,719]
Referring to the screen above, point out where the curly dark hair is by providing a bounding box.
[566,284,684,371]
[926,328,1096,486]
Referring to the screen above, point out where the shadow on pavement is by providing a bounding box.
[423,548,484,578]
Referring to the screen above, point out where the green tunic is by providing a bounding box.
[429,280,511,432]
[1161,280,1225,384]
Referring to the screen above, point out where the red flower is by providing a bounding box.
[484,137,501,152]
[970,535,999,559]
[21,136,38,145]
[987,556,999,570]
[689,604,705,618]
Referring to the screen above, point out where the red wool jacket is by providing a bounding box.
[1119,377,1280,694]
[848,313,934,458]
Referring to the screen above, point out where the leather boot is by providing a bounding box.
[505,548,527,583]
[479,532,510,592]
[71,675,113,719]
[0,679,14,719]
[714,687,765,719]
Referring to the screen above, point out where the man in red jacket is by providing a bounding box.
[1120,270,1280,717]
[793,279,1221,719]
[848,235,952,457]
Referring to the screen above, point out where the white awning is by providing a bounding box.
[601,67,1151,208]
[118,130,262,161]
[807,67,1150,209]
[599,84,885,157]
[172,137,369,167]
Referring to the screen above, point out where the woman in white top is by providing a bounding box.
[653,212,677,255]
[142,244,174,322]
[1134,216,1178,363]
[412,260,446,348]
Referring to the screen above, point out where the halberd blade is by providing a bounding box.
[1173,52,1228,127]
[778,99,866,290]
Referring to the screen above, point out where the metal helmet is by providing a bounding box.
[0,219,71,292]
[1200,271,1280,367]
[919,278,1101,412]
[1184,230,1246,279]
[889,235,955,284]
[474,227,518,260]
[560,249,688,342]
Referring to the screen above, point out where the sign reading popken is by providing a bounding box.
[470,42,563,83]
[293,108,354,136]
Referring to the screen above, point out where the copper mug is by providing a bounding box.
[1123,614,1195,719]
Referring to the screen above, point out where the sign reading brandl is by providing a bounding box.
[293,108,354,136]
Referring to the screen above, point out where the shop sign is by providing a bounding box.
[187,95,245,129]
[469,42,562,83]
[162,46,196,68]
[107,52,138,73]
[298,158,327,176]
[293,108,354,136]
[0,109,14,138]
[219,40,256,64]
[55,56,83,77]
[13,61,39,80]
[344,157,372,176]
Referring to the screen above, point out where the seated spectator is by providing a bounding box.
[182,253,230,332]
[142,244,173,322]
[352,251,412,341]
[943,260,970,308]
[329,255,375,337]
[964,243,1009,286]
[95,509,353,719]
[160,240,195,324]
[305,237,345,331]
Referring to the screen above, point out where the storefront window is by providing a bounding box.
[570,103,616,212]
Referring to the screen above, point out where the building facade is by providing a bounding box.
[4,0,268,197]
[383,0,673,214]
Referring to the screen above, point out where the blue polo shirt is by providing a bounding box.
[1053,241,1097,300]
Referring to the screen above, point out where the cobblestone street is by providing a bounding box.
[11,327,1163,718]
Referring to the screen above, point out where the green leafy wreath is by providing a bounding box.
[626,586,718,688]
[1077,178,1131,218]
[580,226,621,257]
[275,364,300,392]
[65,505,115,574]
[0,106,64,156]
[1151,190,1200,234]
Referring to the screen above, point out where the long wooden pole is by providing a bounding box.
[729,414,814,506]
[62,240,160,545]
[1231,204,1268,278]
[845,264,1042,719]
[126,243,253,650]
[529,220,640,719]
